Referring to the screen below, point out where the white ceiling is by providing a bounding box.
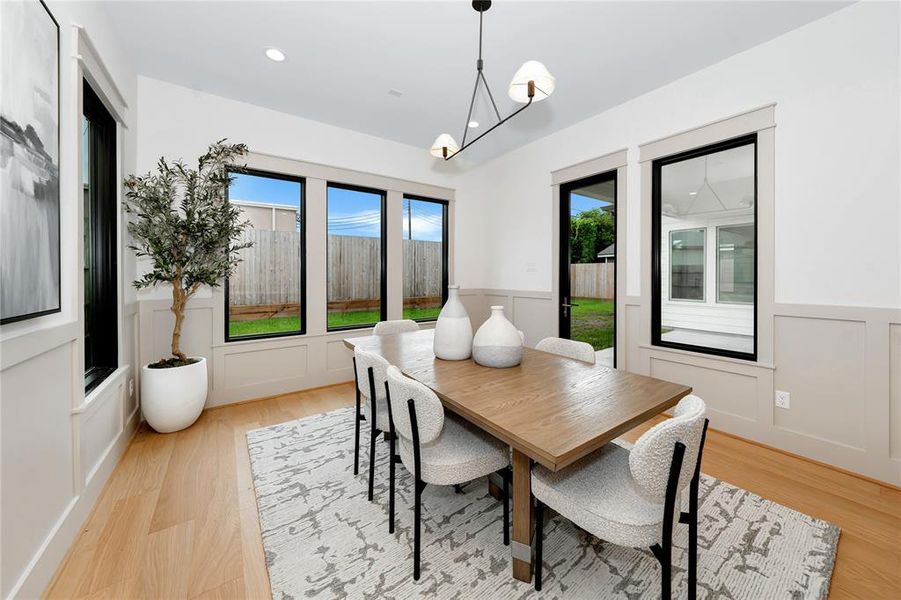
[662,144,755,217]
[102,1,850,163]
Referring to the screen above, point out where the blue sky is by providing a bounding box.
[571,193,611,216]
[230,172,443,241]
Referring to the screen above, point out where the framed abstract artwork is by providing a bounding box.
[1,0,61,324]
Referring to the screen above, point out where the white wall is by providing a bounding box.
[455,1,900,308]
[136,76,456,203]
[452,2,901,485]
[134,83,459,405]
[0,2,140,598]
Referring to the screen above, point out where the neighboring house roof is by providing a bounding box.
[597,243,615,258]
[231,199,298,211]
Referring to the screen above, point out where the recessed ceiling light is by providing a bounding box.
[265,47,286,62]
[388,88,403,97]
[468,120,479,128]
[688,191,698,196]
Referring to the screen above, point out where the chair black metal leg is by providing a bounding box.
[366,366,378,502]
[687,419,708,600]
[502,471,510,546]
[413,479,422,580]
[660,542,672,599]
[352,358,361,475]
[388,426,396,533]
[368,426,377,502]
[408,398,424,581]
[687,491,698,600]
[534,500,545,591]
[656,441,685,600]
[385,380,397,534]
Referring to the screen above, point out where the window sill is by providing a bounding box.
[76,365,129,415]
[639,344,775,370]
[85,366,117,395]
[225,330,306,344]
[327,324,379,333]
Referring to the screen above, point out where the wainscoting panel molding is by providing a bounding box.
[461,290,900,486]
[891,323,901,460]
[135,287,901,486]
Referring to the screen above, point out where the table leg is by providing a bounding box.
[511,448,533,582]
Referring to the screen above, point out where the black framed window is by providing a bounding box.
[669,228,705,301]
[225,168,306,342]
[402,196,448,321]
[327,183,387,330]
[82,80,118,392]
[716,224,755,304]
[652,134,757,360]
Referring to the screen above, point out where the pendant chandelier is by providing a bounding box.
[430,0,556,160]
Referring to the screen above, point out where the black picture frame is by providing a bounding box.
[0,0,62,324]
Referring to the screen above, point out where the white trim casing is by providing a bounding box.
[551,149,628,369]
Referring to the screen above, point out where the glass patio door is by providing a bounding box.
[559,171,616,366]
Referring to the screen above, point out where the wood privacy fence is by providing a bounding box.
[229,230,301,306]
[228,230,443,305]
[570,262,615,299]
[403,239,443,300]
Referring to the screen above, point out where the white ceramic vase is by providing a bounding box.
[472,306,523,368]
[141,357,208,433]
[433,285,473,360]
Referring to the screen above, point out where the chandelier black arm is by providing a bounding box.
[478,70,503,122]
[445,96,533,161]
[461,71,482,147]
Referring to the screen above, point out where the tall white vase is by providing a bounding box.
[433,286,473,360]
[472,306,523,368]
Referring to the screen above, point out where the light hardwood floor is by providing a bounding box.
[45,383,900,599]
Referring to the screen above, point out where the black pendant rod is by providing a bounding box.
[446,96,532,161]
[479,70,503,121]
[461,71,481,148]
[460,0,503,148]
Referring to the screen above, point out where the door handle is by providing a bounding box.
[561,303,579,308]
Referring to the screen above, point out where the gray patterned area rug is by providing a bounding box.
[246,408,839,599]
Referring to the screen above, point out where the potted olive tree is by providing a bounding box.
[125,140,250,432]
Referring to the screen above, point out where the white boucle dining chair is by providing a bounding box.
[535,337,596,364]
[385,365,511,581]
[352,348,394,503]
[531,395,709,599]
[373,319,421,335]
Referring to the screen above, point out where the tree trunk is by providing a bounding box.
[170,281,188,362]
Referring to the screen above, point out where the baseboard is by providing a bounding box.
[10,408,141,600]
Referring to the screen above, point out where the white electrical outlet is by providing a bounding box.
[775,390,791,410]
[128,378,135,397]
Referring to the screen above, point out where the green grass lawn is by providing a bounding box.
[229,306,441,337]
[228,315,301,338]
[229,302,611,348]
[571,297,614,351]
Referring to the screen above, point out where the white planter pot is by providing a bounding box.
[433,285,473,360]
[472,306,523,368]
[141,357,208,433]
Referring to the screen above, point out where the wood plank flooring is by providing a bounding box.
[45,382,900,599]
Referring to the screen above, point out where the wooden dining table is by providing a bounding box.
[344,329,692,583]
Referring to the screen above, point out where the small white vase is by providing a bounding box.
[472,306,523,368]
[141,357,208,433]
[433,285,473,360]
